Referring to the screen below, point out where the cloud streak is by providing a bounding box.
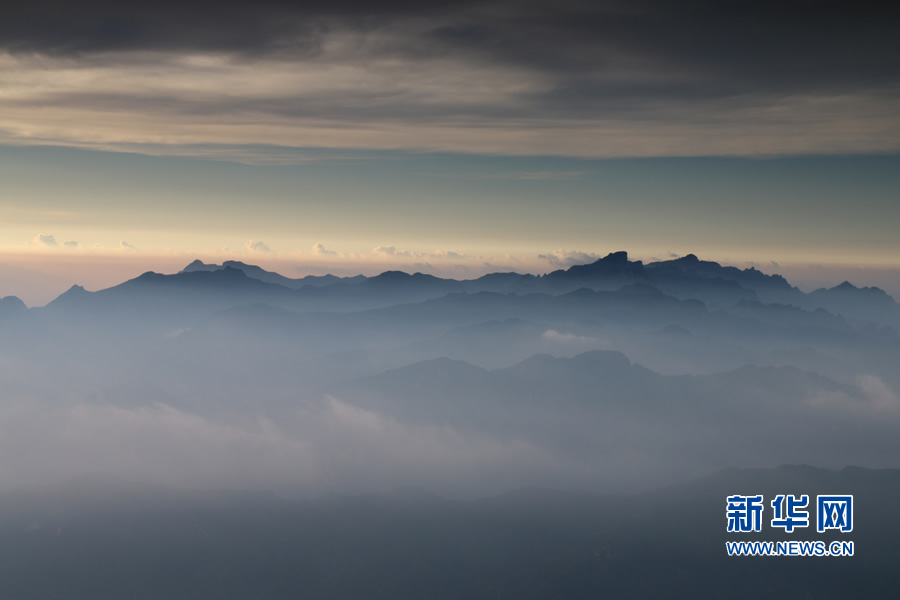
[0,396,563,495]
[373,246,468,260]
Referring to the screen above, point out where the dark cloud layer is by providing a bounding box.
[1,1,897,156]
[4,1,897,94]
[0,1,470,54]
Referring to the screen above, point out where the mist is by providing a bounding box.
[1,252,898,497]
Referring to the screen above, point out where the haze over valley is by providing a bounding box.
[2,251,898,495]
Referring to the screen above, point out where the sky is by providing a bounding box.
[1,0,899,305]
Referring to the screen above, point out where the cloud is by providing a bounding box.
[63,240,79,249]
[245,240,272,253]
[119,240,137,251]
[1,1,895,97]
[0,2,896,158]
[541,329,603,346]
[311,243,337,256]
[806,375,900,417]
[373,245,410,257]
[34,233,58,247]
[373,246,469,260]
[538,249,599,268]
[474,171,585,181]
[0,396,564,495]
[857,375,900,412]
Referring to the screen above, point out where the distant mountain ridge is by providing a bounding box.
[181,259,366,289]
[30,251,899,327]
[180,251,896,316]
[345,348,857,421]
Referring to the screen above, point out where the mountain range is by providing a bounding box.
[6,252,894,330]
[1,250,898,598]
[0,250,898,501]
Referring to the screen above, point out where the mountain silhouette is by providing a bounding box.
[0,295,27,317]
[181,259,366,289]
[44,266,295,322]
[36,252,894,327]
[807,280,899,324]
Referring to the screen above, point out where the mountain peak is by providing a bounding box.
[44,283,92,309]
[222,260,252,269]
[509,349,633,375]
[0,295,27,314]
[374,270,413,280]
[136,271,163,279]
[662,253,715,268]
[599,250,629,262]
[817,281,890,297]
[181,259,219,273]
